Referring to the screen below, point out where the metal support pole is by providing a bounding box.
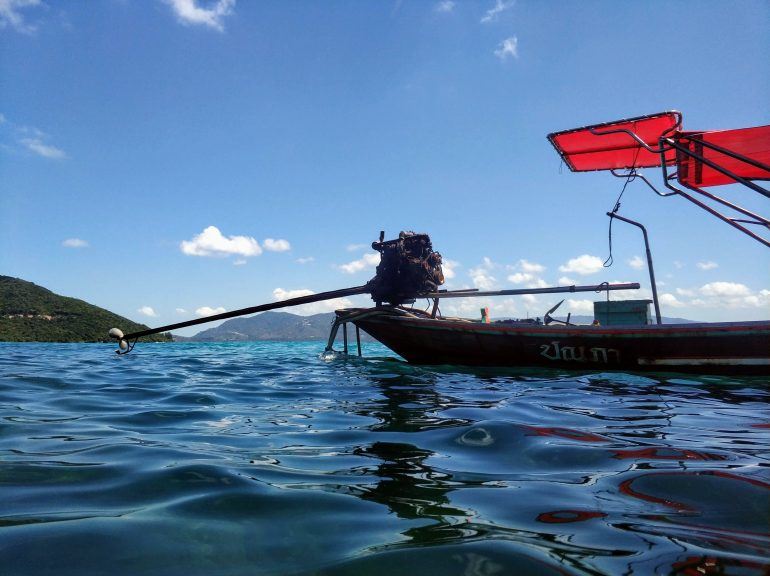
[606,212,662,325]
[355,325,362,357]
[343,322,348,354]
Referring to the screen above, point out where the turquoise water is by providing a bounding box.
[1,341,769,575]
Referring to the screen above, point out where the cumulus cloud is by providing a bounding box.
[442,259,459,280]
[469,257,498,290]
[559,254,604,276]
[700,282,750,297]
[195,306,226,317]
[558,276,576,286]
[566,299,594,314]
[507,272,533,284]
[263,238,291,252]
[180,226,262,258]
[696,261,718,271]
[233,259,247,266]
[628,256,645,270]
[175,308,187,315]
[671,282,770,310]
[164,0,235,32]
[434,0,455,13]
[659,293,684,308]
[338,253,380,274]
[62,238,88,248]
[346,243,367,252]
[137,306,158,318]
[272,287,353,315]
[21,137,66,159]
[441,297,518,319]
[494,36,519,61]
[0,0,42,34]
[481,0,514,23]
[296,256,315,264]
[518,259,545,274]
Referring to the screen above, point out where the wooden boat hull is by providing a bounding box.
[349,313,770,376]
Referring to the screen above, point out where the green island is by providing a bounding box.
[0,276,171,343]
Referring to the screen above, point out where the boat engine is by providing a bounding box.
[367,231,445,305]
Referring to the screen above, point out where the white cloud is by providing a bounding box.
[272,287,353,315]
[296,256,315,264]
[346,243,367,252]
[442,259,459,280]
[0,0,41,34]
[164,0,235,32]
[195,306,226,317]
[558,276,576,286]
[175,308,187,315]
[441,297,518,319]
[684,282,770,310]
[0,113,6,124]
[526,278,549,289]
[507,272,533,284]
[180,225,262,258]
[137,306,158,318]
[522,294,538,305]
[62,238,88,248]
[481,0,514,23]
[659,293,684,308]
[518,259,545,274]
[469,257,498,290]
[566,299,594,314]
[559,254,604,275]
[233,259,247,266]
[674,260,684,269]
[697,261,718,271]
[434,0,455,13]
[628,256,645,270]
[263,238,291,252]
[494,36,518,61]
[700,282,750,297]
[339,253,380,274]
[21,137,66,159]
[676,287,696,297]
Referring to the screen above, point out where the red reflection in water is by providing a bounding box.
[612,447,725,461]
[536,510,607,524]
[524,426,608,443]
[671,555,769,575]
[750,423,770,428]
[620,470,770,512]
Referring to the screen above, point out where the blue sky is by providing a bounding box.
[1,0,768,335]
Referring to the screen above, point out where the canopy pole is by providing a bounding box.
[606,213,661,325]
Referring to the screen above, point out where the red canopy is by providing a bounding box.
[676,125,770,187]
[548,111,680,172]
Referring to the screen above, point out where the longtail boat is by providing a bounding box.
[110,111,770,375]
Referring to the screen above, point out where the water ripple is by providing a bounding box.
[1,341,768,575]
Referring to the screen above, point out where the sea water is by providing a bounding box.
[1,341,768,575]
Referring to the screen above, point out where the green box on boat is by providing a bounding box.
[594,299,653,326]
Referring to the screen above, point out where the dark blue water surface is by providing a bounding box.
[1,342,769,575]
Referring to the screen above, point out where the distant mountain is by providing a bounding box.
[188,311,341,341]
[0,276,171,343]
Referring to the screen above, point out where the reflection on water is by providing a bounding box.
[0,342,769,575]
